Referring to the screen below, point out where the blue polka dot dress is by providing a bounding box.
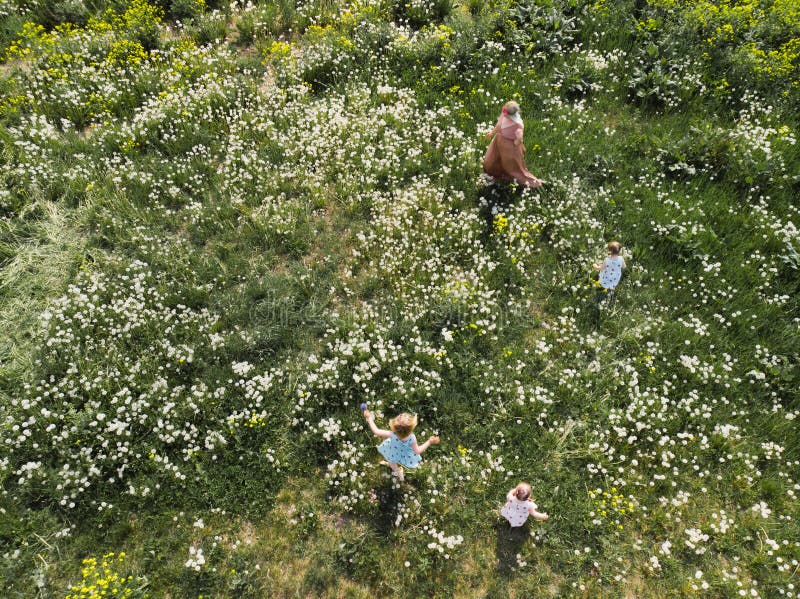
[378,433,422,468]
[599,255,624,290]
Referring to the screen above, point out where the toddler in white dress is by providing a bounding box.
[500,482,549,527]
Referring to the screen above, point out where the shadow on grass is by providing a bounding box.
[371,464,437,535]
[484,520,531,598]
[494,519,530,578]
[373,467,410,536]
[477,183,522,231]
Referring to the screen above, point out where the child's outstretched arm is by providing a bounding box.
[412,435,440,455]
[363,410,392,439]
[529,504,549,520]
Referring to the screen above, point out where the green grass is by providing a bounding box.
[0,0,798,597]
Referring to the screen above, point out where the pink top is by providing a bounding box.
[497,115,524,141]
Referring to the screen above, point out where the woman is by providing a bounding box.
[482,101,542,188]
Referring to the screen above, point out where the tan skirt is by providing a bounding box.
[483,134,541,188]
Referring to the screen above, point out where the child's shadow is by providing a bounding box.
[494,520,530,578]
[373,473,417,536]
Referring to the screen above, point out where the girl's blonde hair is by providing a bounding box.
[607,241,621,255]
[514,482,532,501]
[389,413,418,438]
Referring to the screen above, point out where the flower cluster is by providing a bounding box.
[424,523,464,560]
[66,552,137,599]
[588,487,636,531]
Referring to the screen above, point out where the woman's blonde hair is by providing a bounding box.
[503,101,520,115]
[607,241,621,255]
[514,482,532,501]
[389,413,418,438]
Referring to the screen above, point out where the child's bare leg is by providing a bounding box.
[383,461,404,480]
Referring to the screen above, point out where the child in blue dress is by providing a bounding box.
[594,240,626,293]
[363,410,440,481]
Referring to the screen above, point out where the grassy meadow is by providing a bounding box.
[0,0,799,596]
